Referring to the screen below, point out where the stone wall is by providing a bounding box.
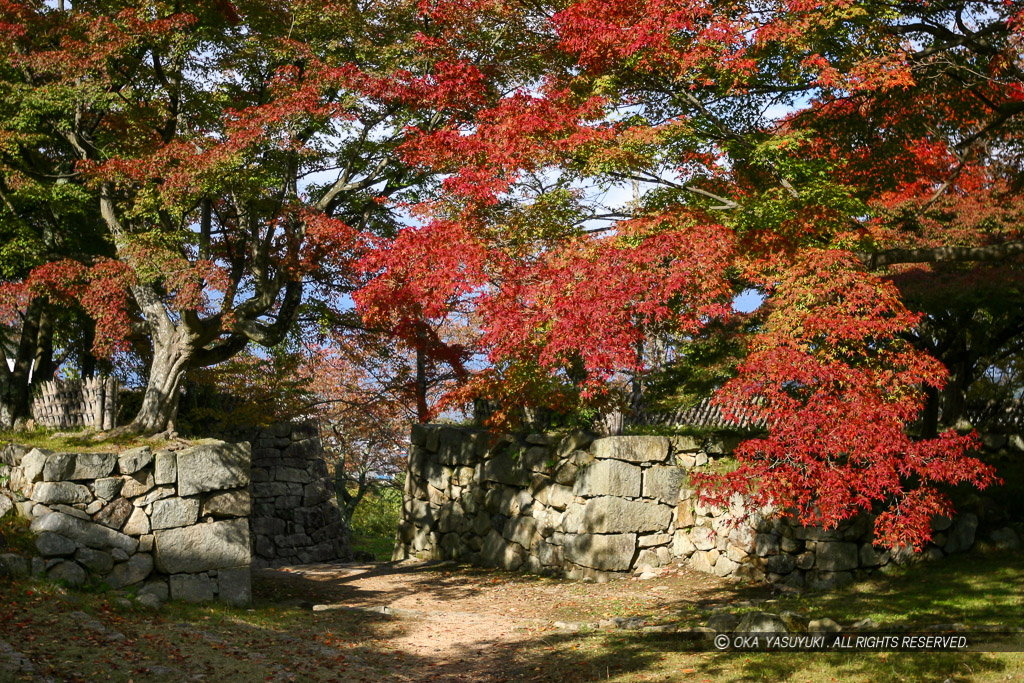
[0,440,252,604]
[395,426,1020,586]
[248,422,349,569]
[0,421,350,602]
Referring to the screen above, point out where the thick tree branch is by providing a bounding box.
[858,241,1024,269]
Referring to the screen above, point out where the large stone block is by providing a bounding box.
[65,452,119,481]
[30,481,92,505]
[170,573,215,602]
[93,497,134,530]
[150,497,200,530]
[642,466,686,503]
[91,477,124,502]
[202,490,251,518]
[571,496,672,534]
[154,450,177,485]
[121,471,155,498]
[176,442,251,497]
[75,547,114,574]
[31,511,139,554]
[531,476,574,510]
[118,447,153,475]
[944,513,978,554]
[123,507,151,536]
[591,436,670,464]
[21,449,51,483]
[154,519,249,573]
[573,460,641,498]
[563,533,637,571]
[815,541,859,571]
[503,515,538,549]
[35,532,77,557]
[218,566,252,606]
[482,456,529,487]
[480,529,524,570]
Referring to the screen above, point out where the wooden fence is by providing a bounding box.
[31,376,119,430]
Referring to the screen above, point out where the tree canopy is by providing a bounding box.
[2,0,1022,548]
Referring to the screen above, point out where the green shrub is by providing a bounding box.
[348,485,403,561]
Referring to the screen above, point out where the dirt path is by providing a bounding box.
[254,559,774,681]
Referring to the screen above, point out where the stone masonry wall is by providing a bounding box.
[0,421,350,602]
[396,425,1020,585]
[249,422,349,568]
[0,440,252,605]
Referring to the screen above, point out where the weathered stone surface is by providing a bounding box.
[21,449,50,483]
[591,436,670,464]
[0,553,29,578]
[176,442,251,497]
[154,451,177,485]
[123,506,151,537]
[118,447,153,475]
[85,500,103,515]
[944,513,978,554]
[482,456,529,487]
[689,549,719,573]
[135,486,175,508]
[35,532,77,557]
[480,529,525,570]
[69,453,119,480]
[765,553,797,574]
[202,490,251,518]
[154,519,249,573]
[107,553,153,589]
[150,497,200,530]
[217,567,251,606]
[536,542,564,567]
[502,516,538,549]
[91,477,124,501]
[990,527,1021,551]
[736,612,788,634]
[31,512,139,554]
[670,435,702,454]
[672,530,697,557]
[531,478,573,510]
[707,612,740,632]
[642,466,686,503]
[757,532,778,557]
[94,497,134,530]
[47,560,86,586]
[638,533,672,548]
[859,543,888,568]
[571,496,672,534]
[42,453,75,481]
[815,542,858,571]
[808,618,842,633]
[690,526,717,551]
[75,547,114,574]
[713,555,739,577]
[302,480,332,507]
[556,431,594,458]
[573,460,641,498]
[563,533,637,571]
[30,481,92,505]
[121,471,155,498]
[170,573,215,602]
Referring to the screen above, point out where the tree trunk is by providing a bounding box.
[122,284,196,435]
[0,299,47,429]
[128,324,193,434]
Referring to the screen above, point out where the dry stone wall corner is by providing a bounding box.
[0,421,350,605]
